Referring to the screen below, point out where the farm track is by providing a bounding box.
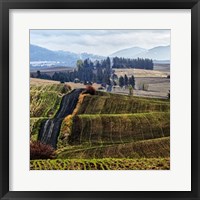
[38,89,84,148]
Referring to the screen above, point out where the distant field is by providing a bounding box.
[30,78,101,90]
[30,66,75,76]
[154,64,170,72]
[114,68,169,78]
[30,157,170,170]
[112,68,170,98]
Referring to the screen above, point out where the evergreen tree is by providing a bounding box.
[128,75,135,88]
[124,74,128,86]
[119,76,124,88]
[36,70,41,78]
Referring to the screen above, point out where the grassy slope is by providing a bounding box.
[69,112,169,145]
[30,84,68,118]
[30,82,71,141]
[77,92,170,115]
[57,137,170,159]
[30,80,170,170]
[58,92,170,147]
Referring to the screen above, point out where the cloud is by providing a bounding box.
[30,29,170,56]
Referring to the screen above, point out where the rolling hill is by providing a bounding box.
[30,80,170,170]
[30,44,170,70]
[30,44,105,68]
[110,45,170,61]
[110,47,146,58]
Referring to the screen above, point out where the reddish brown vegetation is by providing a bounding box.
[30,141,55,160]
[82,85,96,95]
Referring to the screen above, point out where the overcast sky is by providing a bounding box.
[30,30,170,56]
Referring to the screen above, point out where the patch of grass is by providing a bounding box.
[30,83,71,142]
[76,94,169,115]
[30,84,71,118]
[30,157,170,170]
[30,117,48,141]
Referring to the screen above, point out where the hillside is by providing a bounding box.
[110,47,146,58]
[110,45,170,61]
[30,44,105,68]
[56,92,169,167]
[30,80,170,170]
[30,81,71,141]
[30,44,170,70]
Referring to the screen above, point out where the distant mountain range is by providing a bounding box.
[110,45,170,60]
[30,44,170,69]
[30,45,105,68]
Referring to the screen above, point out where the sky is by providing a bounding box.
[30,30,170,56]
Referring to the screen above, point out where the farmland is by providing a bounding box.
[30,78,170,170]
[113,68,170,98]
[30,157,170,170]
[30,81,71,141]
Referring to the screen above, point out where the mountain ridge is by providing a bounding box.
[30,44,170,69]
[110,45,170,60]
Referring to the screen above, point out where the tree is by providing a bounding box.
[124,74,128,86]
[76,59,83,70]
[119,76,124,88]
[92,73,97,83]
[97,68,103,83]
[128,75,135,89]
[36,70,41,78]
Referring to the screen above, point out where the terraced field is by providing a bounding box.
[30,83,71,141]
[30,79,170,170]
[57,137,170,159]
[30,157,170,170]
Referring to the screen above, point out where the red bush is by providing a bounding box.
[30,141,55,160]
[83,85,96,95]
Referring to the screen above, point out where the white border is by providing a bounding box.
[9,9,191,191]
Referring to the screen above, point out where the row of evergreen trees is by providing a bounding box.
[33,57,112,85]
[32,56,151,85]
[118,75,135,88]
[112,57,153,70]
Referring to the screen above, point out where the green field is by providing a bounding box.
[30,157,170,170]
[30,80,170,170]
[30,83,71,141]
[57,137,170,159]
[30,84,70,118]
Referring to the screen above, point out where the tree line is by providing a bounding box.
[31,56,151,86]
[112,57,153,70]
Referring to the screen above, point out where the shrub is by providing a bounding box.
[60,84,71,94]
[82,85,96,95]
[30,141,55,160]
